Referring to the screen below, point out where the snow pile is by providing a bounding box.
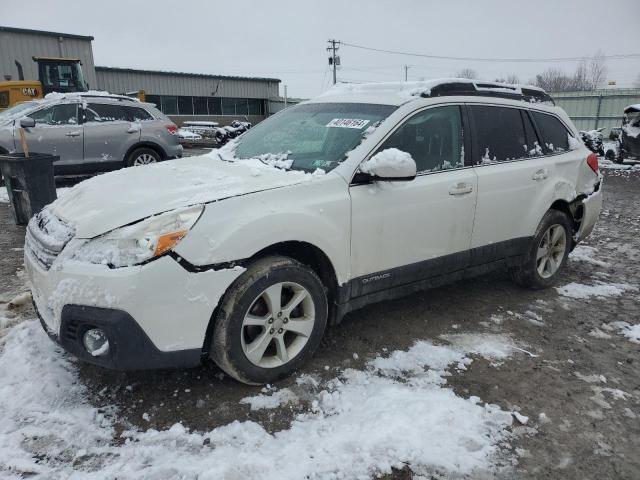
[360,148,416,177]
[622,125,640,139]
[0,321,520,479]
[556,281,636,299]
[241,387,298,410]
[0,321,113,476]
[609,321,640,344]
[569,245,609,267]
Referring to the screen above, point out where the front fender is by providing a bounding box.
[173,175,351,284]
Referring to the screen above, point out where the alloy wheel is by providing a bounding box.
[536,224,567,279]
[240,282,315,368]
[133,153,157,166]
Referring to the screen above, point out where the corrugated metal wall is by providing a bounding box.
[0,30,97,87]
[551,89,640,134]
[95,68,279,99]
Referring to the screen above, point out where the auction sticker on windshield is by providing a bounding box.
[326,118,370,129]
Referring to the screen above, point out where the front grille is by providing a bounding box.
[25,210,75,270]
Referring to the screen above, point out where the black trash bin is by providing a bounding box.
[0,152,58,226]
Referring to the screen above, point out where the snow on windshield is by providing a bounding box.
[233,103,396,172]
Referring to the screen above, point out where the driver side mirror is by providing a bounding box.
[356,148,417,182]
[19,117,35,128]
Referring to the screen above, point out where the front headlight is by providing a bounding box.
[73,205,204,267]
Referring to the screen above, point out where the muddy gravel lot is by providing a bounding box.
[0,164,639,479]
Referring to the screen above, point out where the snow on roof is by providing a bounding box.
[44,90,138,102]
[317,78,548,106]
[625,104,640,112]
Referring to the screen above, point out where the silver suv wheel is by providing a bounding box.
[132,153,157,166]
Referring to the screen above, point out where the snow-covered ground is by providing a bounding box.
[0,317,527,479]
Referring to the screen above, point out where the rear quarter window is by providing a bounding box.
[531,111,571,154]
[126,106,154,121]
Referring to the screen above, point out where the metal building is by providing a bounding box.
[1,26,281,124]
[96,67,279,125]
[0,26,97,87]
[551,89,640,135]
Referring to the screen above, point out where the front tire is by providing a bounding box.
[511,210,572,289]
[210,256,328,384]
[126,147,161,167]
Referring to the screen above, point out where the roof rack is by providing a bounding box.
[422,81,555,105]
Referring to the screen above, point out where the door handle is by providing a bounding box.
[532,169,548,181]
[448,182,473,196]
[65,131,81,137]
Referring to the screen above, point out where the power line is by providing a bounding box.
[341,41,640,63]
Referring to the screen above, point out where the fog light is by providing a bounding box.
[83,328,110,357]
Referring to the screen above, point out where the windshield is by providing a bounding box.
[234,102,396,172]
[0,101,38,122]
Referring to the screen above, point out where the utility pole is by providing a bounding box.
[404,65,409,82]
[327,39,340,84]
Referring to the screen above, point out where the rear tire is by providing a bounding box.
[210,256,328,385]
[125,147,161,167]
[511,210,572,289]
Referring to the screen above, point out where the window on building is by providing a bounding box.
[222,98,236,115]
[248,99,262,115]
[208,97,222,115]
[193,97,208,115]
[145,95,161,108]
[162,96,178,115]
[177,96,193,115]
[235,98,249,116]
[531,111,571,153]
[469,105,527,163]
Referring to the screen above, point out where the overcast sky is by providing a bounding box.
[3,0,640,98]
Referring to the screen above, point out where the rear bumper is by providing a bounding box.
[38,303,202,370]
[575,181,603,243]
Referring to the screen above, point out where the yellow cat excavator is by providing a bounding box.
[0,57,90,110]
[0,57,146,111]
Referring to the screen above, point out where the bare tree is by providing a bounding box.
[587,50,607,90]
[456,68,478,79]
[494,74,520,84]
[572,59,590,90]
[534,68,573,92]
[534,52,608,92]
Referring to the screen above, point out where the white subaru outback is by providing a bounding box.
[25,79,603,384]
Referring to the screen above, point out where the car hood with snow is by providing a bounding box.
[49,153,320,238]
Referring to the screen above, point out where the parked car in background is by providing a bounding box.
[579,128,605,156]
[0,93,182,174]
[614,104,640,163]
[25,79,602,385]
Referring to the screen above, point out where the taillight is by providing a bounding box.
[586,152,599,174]
[165,124,178,134]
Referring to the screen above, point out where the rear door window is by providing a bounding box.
[469,105,527,164]
[531,111,571,154]
[84,103,129,123]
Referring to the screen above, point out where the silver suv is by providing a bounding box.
[0,93,182,174]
